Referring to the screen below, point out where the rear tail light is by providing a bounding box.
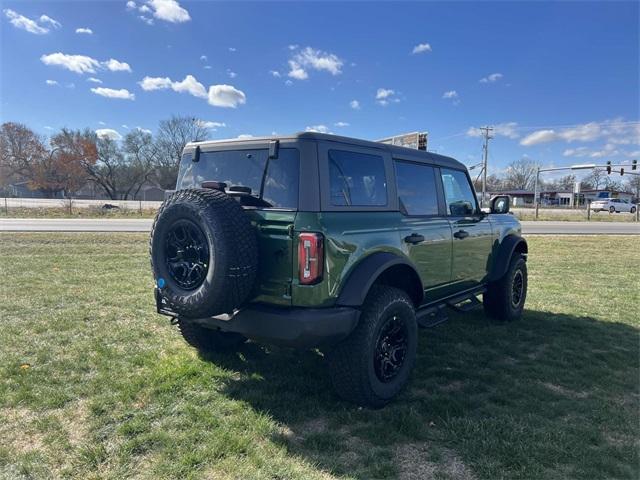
[298,232,324,285]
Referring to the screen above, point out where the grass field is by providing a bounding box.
[0,234,638,479]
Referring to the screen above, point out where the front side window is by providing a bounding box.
[394,161,439,215]
[328,150,387,206]
[440,168,477,216]
[177,148,299,209]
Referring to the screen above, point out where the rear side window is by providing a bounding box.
[177,148,299,209]
[440,168,477,216]
[394,161,439,215]
[328,150,387,206]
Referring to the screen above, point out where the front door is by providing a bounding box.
[439,168,493,288]
[394,160,452,290]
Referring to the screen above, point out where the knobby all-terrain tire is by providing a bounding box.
[178,318,246,352]
[483,254,527,322]
[150,188,258,319]
[326,286,418,408]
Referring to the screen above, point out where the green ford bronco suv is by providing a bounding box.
[150,132,528,407]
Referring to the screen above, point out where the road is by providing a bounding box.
[1,218,639,235]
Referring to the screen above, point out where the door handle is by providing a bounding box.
[453,230,469,240]
[404,233,425,245]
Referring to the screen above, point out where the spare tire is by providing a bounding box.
[150,188,258,318]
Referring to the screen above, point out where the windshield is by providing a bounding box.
[177,148,299,209]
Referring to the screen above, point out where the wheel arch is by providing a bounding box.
[336,252,424,307]
[488,235,528,282]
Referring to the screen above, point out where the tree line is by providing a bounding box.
[1,118,638,199]
[472,157,639,196]
[0,116,210,199]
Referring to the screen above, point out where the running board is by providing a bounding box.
[416,286,485,328]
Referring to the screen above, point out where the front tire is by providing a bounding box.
[631,206,636,214]
[484,255,527,322]
[178,318,246,352]
[326,286,418,408]
[609,206,616,213]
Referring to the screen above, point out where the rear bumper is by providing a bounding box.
[156,290,360,349]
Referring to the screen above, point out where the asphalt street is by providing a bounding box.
[1,218,639,235]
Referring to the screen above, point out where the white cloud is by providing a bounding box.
[98,121,106,126]
[196,120,226,130]
[45,79,58,86]
[480,73,503,83]
[520,129,557,146]
[102,59,132,72]
[139,15,154,25]
[44,126,54,131]
[203,65,212,69]
[228,47,237,52]
[39,15,61,29]
[237,134,253,139]
[41,52,132,74]
[306,125,331,134]
[95,128,122,140]
[122,124,129,129]
[334,122,350,127]
[41,53,100,74]
[350,99,360,110]
[4,9,59,34]
[172,75,208,98]
[208,84,246,108]
[287,46,343,80]
[139,75,246,108]
[376,88,399,106]
[139,5,151,13]
[200,55,207,61]
[269,70,281,78]
[442,90,458,99]
[146,0,190,23]
[87,77,103,84]
[90,87,135,100]
[467,122,519,140]
[227,69,237,78]
[412,43,432,54]
[75,27,93,34]
[284,79,293,86]
[136,126,152,134]
[138,76,173,90]
[126,1,137,10]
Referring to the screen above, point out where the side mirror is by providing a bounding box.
[490,195,510,214]
[192,145,201,163]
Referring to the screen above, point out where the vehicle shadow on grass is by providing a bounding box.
[199,310,640,479]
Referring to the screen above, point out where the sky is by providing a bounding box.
[1,0,639,179]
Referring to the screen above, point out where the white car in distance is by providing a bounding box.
[591,198,637,214]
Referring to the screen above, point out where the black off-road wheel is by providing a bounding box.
[484,254,527,322]
[326,286,418,408]
[178,319,246,352]
[150,188,258,319]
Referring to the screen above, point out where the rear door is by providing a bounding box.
[394,160,452,290]
[439,168,493,287]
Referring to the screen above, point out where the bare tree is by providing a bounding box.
[122,129,157,199]
[503,157,540,190]
[623,175,640,201]
[154,116,210,189]
[0,122,47,192]
[581,168,606,190]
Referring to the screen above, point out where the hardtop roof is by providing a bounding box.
[185,132,466,170]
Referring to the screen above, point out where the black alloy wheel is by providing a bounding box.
[374,315,409,383]
[165,219,210,290]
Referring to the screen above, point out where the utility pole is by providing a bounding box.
[479,126,493,207]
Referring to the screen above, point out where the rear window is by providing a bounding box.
[328,150,387,206]
[177,148,299,209]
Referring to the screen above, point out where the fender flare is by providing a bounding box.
[336,252,423,307]
[488,235,528,282]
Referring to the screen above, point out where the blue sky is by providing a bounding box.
[1,1,638,176]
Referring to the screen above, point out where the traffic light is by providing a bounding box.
[606,161,612,174]
[620,168,625,176]
[633,159,637,171]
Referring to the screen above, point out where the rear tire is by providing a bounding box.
[178,319,246,352]
[326,286,417,408]
[631,206,636,214]
[609,206,615,213]
[484,255,527,322]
